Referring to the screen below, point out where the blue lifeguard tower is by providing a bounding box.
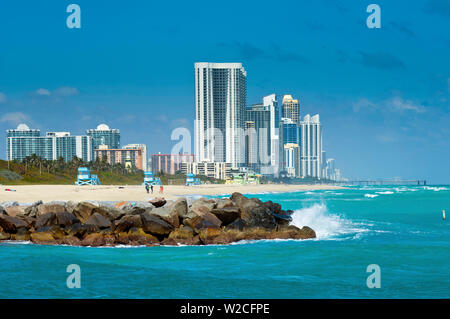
[143,171,162,186]
[75,167,100,186]
[186,174,201,186]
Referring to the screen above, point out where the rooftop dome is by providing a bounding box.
[96,124,110,130]
[16,124,30,131]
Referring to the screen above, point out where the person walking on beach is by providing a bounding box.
[150,185,153,194]
[145,184,149,194]
[159,185,164,194]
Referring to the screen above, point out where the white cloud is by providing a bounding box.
[36,88,51,96]
[0,92,6,103]
[352,98,376,112]
[54,86,79,97]
[0,112,31,126]
[388,97,426,113]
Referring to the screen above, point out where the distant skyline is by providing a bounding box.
[0,0,449,183]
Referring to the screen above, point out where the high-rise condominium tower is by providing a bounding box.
[245,94,281,175]
[6,124,92,162]
[282,94,300,124]
[299,114,322,178]
[87,124,120,150]
[194,62,247,168]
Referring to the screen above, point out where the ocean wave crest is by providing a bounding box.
[289,203,369,240]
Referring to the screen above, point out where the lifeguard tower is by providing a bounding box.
[143,171,161,186]
[185,174,201,186]
[186,173,195,186]
[75,167,100,186]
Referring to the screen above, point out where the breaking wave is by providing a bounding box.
[289,203,369,240]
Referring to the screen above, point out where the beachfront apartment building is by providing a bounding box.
[245,94,281,176]
[151,153,195,175]
[87,124,120,150]
[123,144,148,171]
[284,143,300,178]
[6,124,93,162]
[180,161,232,180]
[94,146,146,170]
[299,114,323,179]
[194,62,247,169]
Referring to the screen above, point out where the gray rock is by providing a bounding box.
[141,211,173,236]
[85,213,112,229]
[189,198,216,211]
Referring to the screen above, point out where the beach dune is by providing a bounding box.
[0,184,344,203]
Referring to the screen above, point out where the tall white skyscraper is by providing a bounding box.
[299,114,322,178]
[194,62,247,169]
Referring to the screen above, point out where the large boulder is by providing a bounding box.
[30,230,57,245]
[24,201,43,217]
[72,202,98,223]
[225,218,246,231]
[169,198,188,218]
[35,213,57,229]
[164,226,200,245]
[141,211,173,236]
[263,200,282,214]
[198,228,234,245]
[150,206,179,228]
[93,206,125,221]
[168,226,194,240]
[190,198,216,211]
[230,192,276,229]
[123,206,146,216]
[55,211,80,227]
[149,198,167,208]
[0,214,29,233]
[36,225,66,240]
[215,199,235,209]
[81,233,105,247]
[84,213,112,229]
[0,231,10,240]
[5,206,26,217]
[267,225,316,240]
[183,206,222,232]
[126,227,159,245]
[36,203,66,216]
[210,207,240,225]
[65,201,77,214]
[113,215,143,233]
[37,211,79,229]
[65,223,99,239]
[59,236,82,246]
[11,228,31,241]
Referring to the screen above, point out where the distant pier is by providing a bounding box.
[327,180,427,186]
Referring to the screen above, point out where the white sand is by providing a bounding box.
[0,184,345,204]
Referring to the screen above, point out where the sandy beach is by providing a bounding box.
[0,184,344,204]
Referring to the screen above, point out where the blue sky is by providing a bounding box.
[0,0,449,183]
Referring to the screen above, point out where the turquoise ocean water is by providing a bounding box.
[0,185,449,298]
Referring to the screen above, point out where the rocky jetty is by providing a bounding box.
[0,193,316,246]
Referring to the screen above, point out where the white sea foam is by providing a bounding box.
[376,191,394,194]
[423,186,448,191]
[289,203,369,240]
[364,194,378,198]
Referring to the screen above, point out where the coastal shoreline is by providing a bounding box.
[0,184,345,204]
